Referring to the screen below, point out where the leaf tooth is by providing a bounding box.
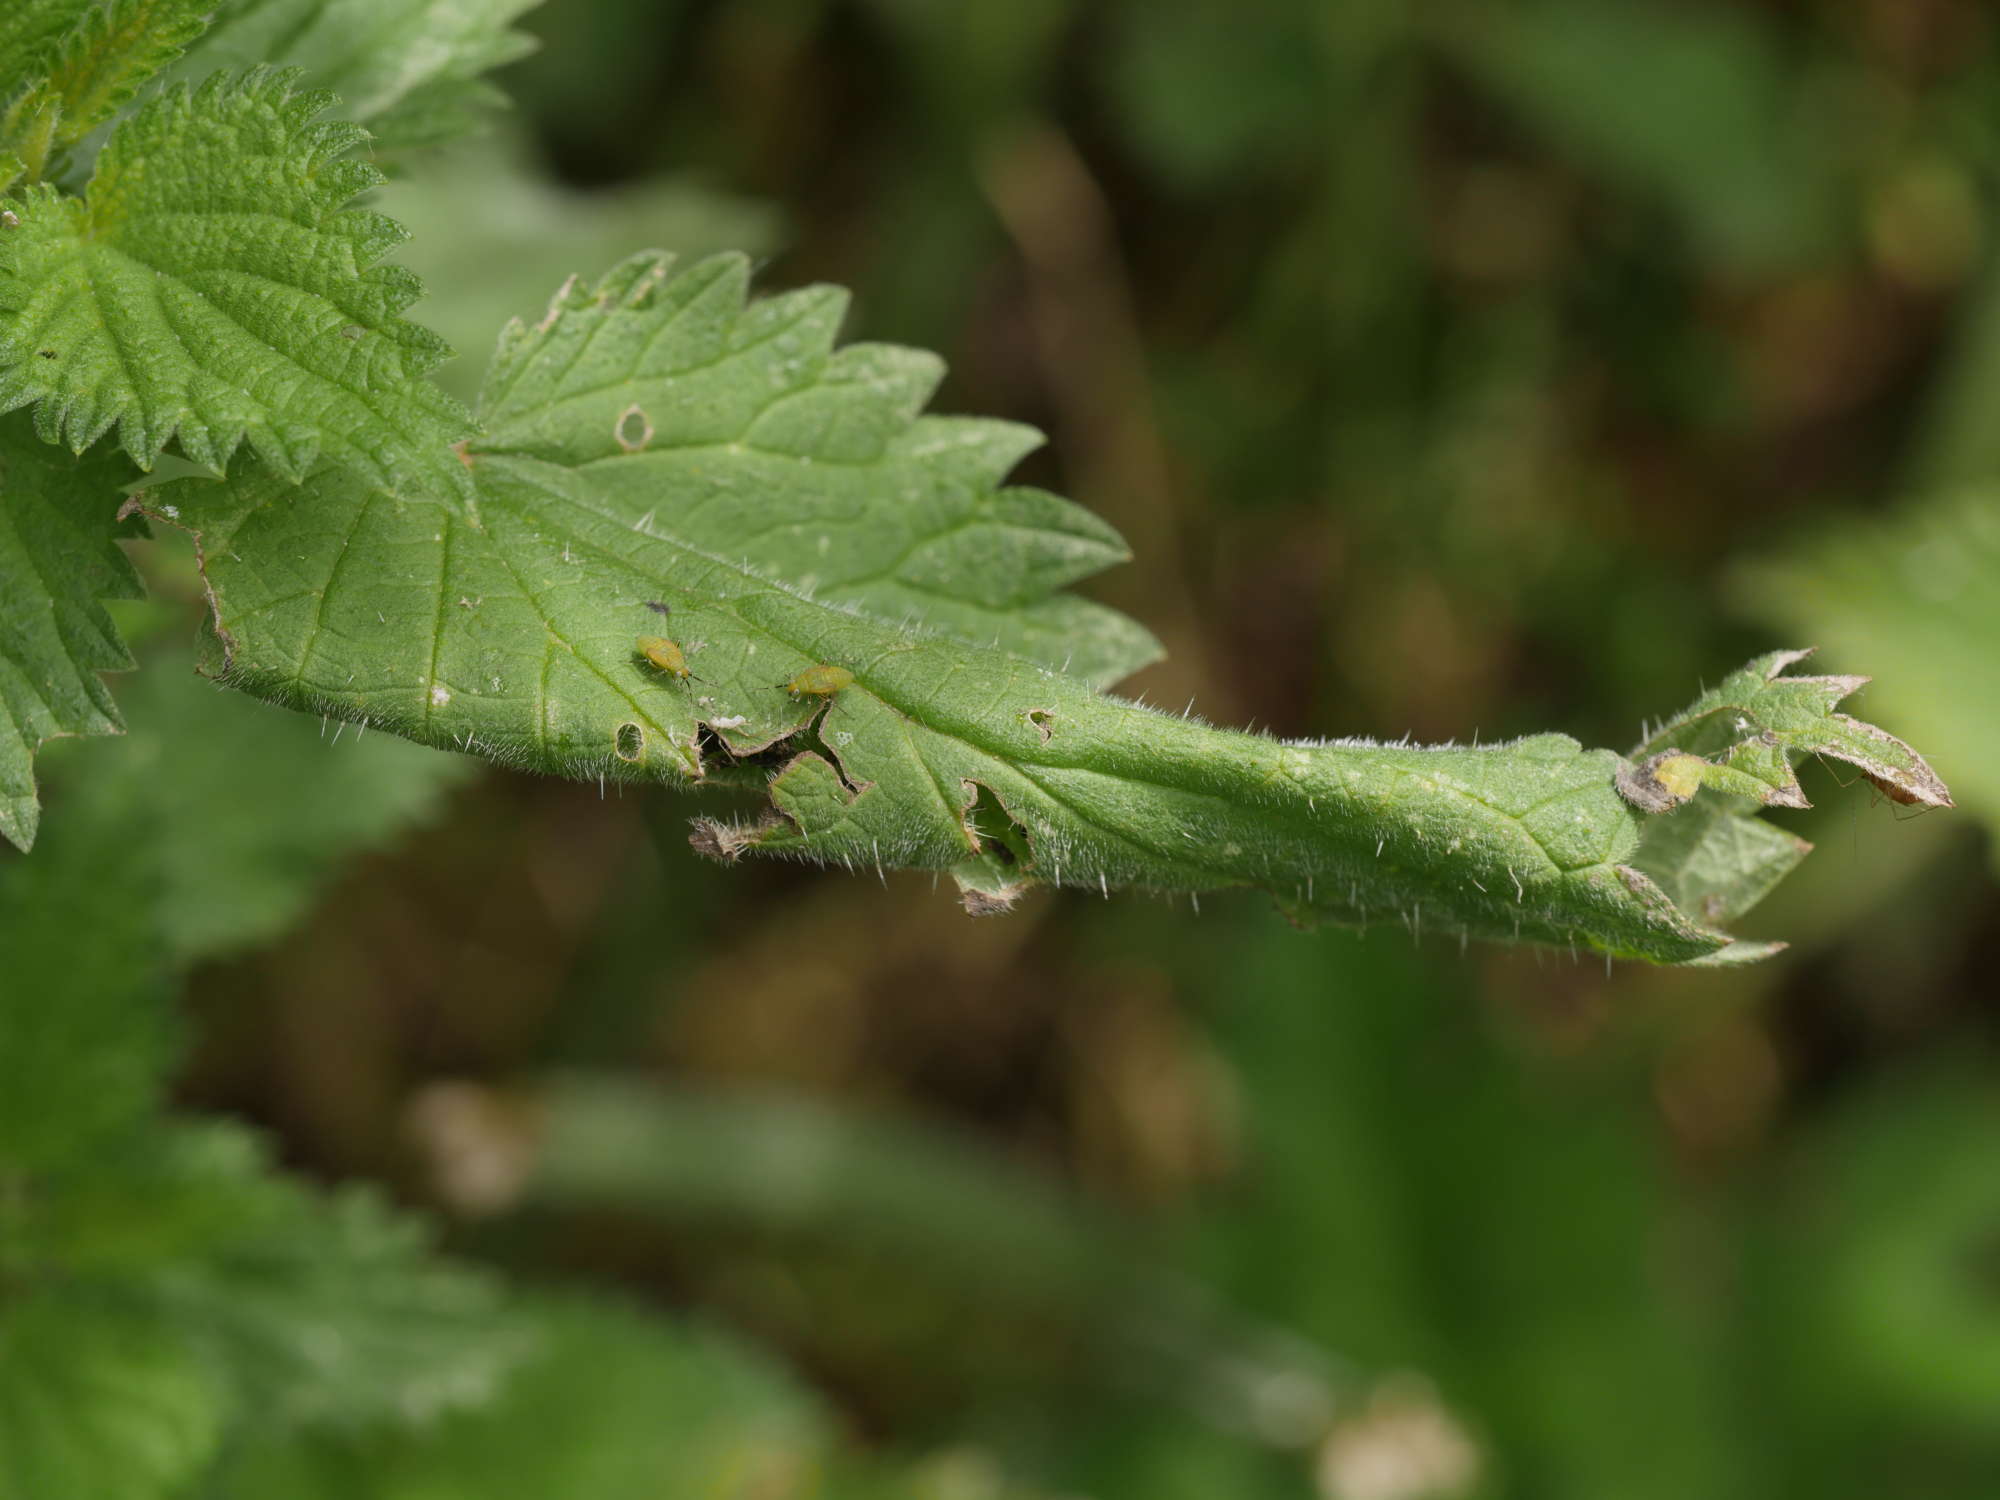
[1821,712,1955,809]
[112,402,163,470]
[0,374,37,417]
[1752,646,1817,681]
[244,419,308,483]
[0,792,42,853]
[743,344,942,462]
[390,321,458,379]
[896,415,1044,489]
[362,262,428,321]
[1782,671,1870,712]
[317,156,387,211]
[543,269,590,317]
[733,280,847,369]
[616,254,671,310]
[338,208,412,268]
[825,342,943,421]
[264,72,333,128]
[184,70,223,108]
[173,414,224,472]
[29,389,67,448]
[590,249,679,310]
[1682,940,1790,967]
[635,254,744,372]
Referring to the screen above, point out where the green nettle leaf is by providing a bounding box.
[0,69,473,503]
[1620,649,1952,961]
[0,772,169,1164]
[149,254,1948,966]
[1,1128,519,1498]
[1624,649,1950,812]
[135,1124,521,1433]
[0,0,215,184]
[372,133,784,403]
[1,638,462,1151]
[0,411,139,852]
[174,0,540,154]
[0,2,98,94]
[0,1289,225,1500]
[209,1296,826,1500]
[85,646,473,965]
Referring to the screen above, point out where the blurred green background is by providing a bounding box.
[24,0,2000,1494]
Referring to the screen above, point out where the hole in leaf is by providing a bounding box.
[965,783,1033,867]
[615,403,653,452]
[694,723,779,782]
[795,708,860,794]
[614,722,645,762]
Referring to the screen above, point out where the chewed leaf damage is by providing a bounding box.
[131,244,1949,967]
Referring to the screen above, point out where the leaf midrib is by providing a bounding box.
[484,453,1614,897]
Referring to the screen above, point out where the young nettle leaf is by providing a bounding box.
[0,69,474,505]
[1617,649,1953,961]
[147,254,1949,966]
[173,0,541,155]
[0,0,215,184]
[1623,649,1951,813]
[2,646,515,1466]
[0,2,99,95]
[0,411,139,852]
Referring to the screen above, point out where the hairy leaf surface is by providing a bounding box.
[0,0,214,184]
[151,255,1948,964]
[0,2,99,96]
[0,70,473,501]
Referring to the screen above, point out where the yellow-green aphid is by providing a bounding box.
[636,635,701,682]
[778,663,854,700]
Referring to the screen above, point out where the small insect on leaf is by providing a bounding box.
[1864,769,1940,815]
[636,635,702,683]
[643,600,671,616]
[776,664,855,699]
